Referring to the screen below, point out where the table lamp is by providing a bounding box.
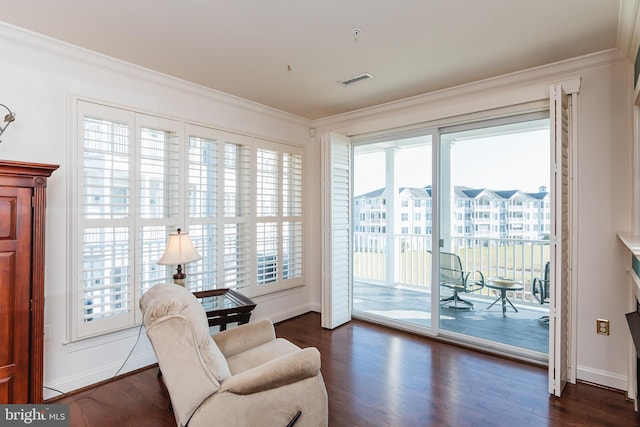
[157,228,202,286]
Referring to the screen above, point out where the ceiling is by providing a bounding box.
[0,1,632,120]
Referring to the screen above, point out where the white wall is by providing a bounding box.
[312,50,634,390]
[573,59,633,389]
[0,23,320,398]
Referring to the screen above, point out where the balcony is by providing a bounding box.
[353,232,550,354]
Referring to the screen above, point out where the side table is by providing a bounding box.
[485,278,524,317]
[192,288,256,331]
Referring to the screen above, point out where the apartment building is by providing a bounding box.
[354,185,550,241]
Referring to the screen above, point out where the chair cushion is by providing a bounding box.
[225,337,301,375]
[141,283,232,381]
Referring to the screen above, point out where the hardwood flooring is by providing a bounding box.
[51,312,638,426]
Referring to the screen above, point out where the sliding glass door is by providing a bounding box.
[438,115,551,356]
[352,133,434,330]
[351,114,551,359]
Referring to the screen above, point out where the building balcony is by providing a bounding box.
[353,232,550,355]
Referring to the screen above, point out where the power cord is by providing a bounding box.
[44,385,66,397]
[44,323,145,400]
[112,323,144,378]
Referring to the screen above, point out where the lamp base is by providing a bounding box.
[173,269,186,287]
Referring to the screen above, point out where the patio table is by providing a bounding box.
[485,278,524,317]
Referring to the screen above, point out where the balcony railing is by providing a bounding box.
[354,232,550,305]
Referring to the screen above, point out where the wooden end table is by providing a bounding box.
[192,288,256,331]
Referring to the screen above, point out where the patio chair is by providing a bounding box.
[439,251,485,310]
[533,261,550,305]
[533,261,550,323]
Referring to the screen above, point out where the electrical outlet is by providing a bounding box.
[596,319,610,336]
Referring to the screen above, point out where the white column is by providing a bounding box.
[385,147,397,287]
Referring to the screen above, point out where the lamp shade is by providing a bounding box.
[157,229,202,266]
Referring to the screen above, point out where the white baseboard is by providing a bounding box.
[44,352,157,400]
[577,365,628,392]
[261,303,318,324]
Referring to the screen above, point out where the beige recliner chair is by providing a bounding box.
[140,283,328,427]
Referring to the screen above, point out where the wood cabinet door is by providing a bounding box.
[0,187,32,403]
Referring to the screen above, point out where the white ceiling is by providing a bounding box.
[0,1,633,120]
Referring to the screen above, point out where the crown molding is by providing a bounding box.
[618,0,640,60]
[0,19,629,131]
[313,49,626,131]
[0,21,312,128]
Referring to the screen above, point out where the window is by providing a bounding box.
[73,102,304,339]
[75,103,179,338]
[255,138,303,289]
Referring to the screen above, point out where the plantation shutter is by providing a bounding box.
[185,124,220,291]
[136,116,181,299]
[184,126,304,296]
[282,150,303,282]
[549,84,573,397]
[74,102,305,340]
[256,144,280,286]
[321,132,352,329]
[76,102,180,339]
[77,104,135,337]
[221,132,252,291]
[254,139,304,293]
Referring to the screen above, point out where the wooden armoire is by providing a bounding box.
[0,160,58,403]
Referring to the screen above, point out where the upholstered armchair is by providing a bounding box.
[140,283,328,427]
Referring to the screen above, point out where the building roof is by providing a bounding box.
[355,188,386,199]
[356,185,548,201]
[400,187,430,198]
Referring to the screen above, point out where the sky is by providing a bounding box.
[354,128,550,197]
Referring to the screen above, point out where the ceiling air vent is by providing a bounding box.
[339,73,375,86]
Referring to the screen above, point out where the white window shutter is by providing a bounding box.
[136,117,181,299]
[74,103,305,340]
[549,84,575,397]
[185,127,220,291]
[321,132,352,329]
[221,134,251,291]
[77,106,136,337]
[282,152,303,281]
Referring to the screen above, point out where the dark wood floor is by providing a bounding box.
[51,312,639,426]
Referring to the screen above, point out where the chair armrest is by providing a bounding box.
[533,278,548,304]
[464,271,485,291]
[213,319,276,357]
[218,347,321,395]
